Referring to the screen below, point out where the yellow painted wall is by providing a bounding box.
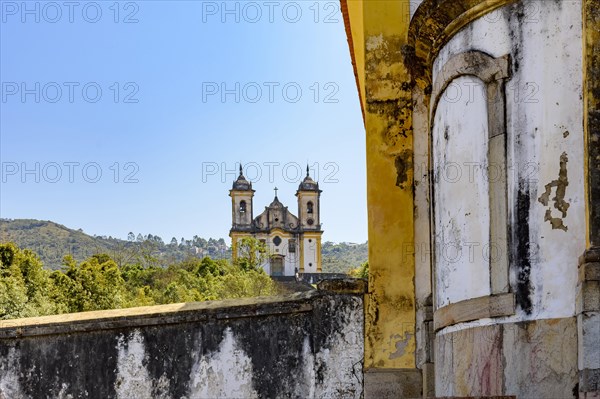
[345,0,365,111]
[343,0,416,369]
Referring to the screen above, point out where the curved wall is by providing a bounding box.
[426,1,584,397]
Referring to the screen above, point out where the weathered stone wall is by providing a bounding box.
[435,317,578,398]
[0,286,364,399]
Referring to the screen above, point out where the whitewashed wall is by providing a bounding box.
[430,0,584,323]
[433,76,492,308]
[303,237,319,273]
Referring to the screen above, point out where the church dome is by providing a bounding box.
[232,166,252,191]
[298,167,319,191]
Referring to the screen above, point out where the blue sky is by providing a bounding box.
[0,0,367,243]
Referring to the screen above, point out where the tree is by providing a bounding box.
[52,253,125,312]
[195,256,226,277]
[170,237,178,246]
[350,261,369,279]
[0,243,277,321]
[0,243,59,319]
[133,240,160,269]
[127,232,135,241]
[234,237,267,271]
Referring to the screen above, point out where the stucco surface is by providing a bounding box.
[432,0,585,321]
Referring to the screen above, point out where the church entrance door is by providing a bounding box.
[271,256,284,276]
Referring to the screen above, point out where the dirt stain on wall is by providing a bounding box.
[538,151,569,231]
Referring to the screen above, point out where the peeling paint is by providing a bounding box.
[314,298,363,399]
[429,0,584,322]
[366,34,384,51]
[188,328,258,399]
[389,331,414,360]
[114,330,153,399]
[538,152,570,231]
[0,347,24,399]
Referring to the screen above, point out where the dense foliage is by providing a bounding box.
[0,219,368,273]
[0,242,277,320]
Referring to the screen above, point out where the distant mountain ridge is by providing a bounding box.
[0,219,230,270]
[0,219,367,272]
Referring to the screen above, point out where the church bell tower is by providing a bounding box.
[229,165,254,232]
[296,166,323,273]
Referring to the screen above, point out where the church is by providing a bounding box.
[229,165,323,277]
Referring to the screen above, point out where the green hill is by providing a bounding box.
[0,219,230,270]
[0,219,367,273]
[321,241,368,273]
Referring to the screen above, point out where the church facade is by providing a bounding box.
[229,166,323,277]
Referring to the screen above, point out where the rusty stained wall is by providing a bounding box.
[0,291,364,399]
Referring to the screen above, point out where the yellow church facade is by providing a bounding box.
[229,166,323,276]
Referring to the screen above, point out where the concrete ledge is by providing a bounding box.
[0,291,320,339]
[317,278,367,294]
[433,293,515,331]
[364,368,422,399]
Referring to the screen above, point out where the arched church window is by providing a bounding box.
[239,200,246,213]
[307,202,314,214]
[429,51,514,329]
